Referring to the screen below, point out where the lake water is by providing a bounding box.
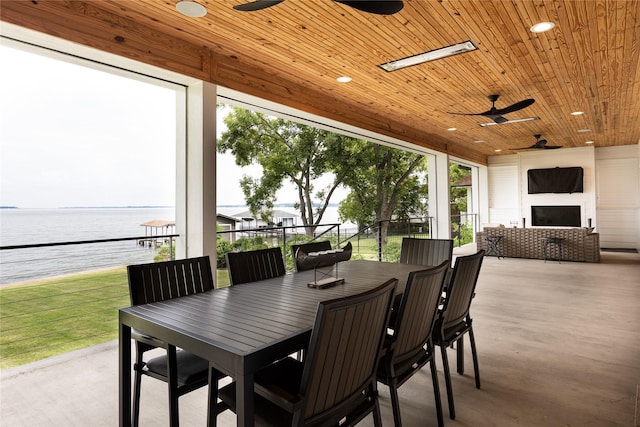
[0,207,175,285]
[0,206,351,285]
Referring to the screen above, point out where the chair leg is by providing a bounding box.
[429,356,444,427]
[167,346,180,427]
[372,398,383,427]
[468,327,481,389]
[456,336,465,375]
[132,366,143,427]
[440,344,456,420]
[388,383,403,427]
[132,350,144,427]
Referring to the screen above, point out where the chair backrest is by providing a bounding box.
[290,241,333,271]
[127,256,214,306]
[225,247,286,285]
[297,278,398,424]
[390,261,449,364]
[438,250,485,332]
[400,238,454,267]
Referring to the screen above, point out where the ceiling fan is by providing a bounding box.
[510,134,562,150]
[233,0,404,15]
[448,94,535,124]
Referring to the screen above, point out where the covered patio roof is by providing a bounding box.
[1,1,638,165]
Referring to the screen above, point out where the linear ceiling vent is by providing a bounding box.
[379,41,477,72]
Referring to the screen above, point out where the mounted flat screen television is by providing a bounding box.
[531,205,581,227]
[527,167,584,194]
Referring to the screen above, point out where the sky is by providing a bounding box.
[0,44,318,209]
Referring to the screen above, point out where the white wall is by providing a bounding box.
[487,145,639,249]
[519,147,596,228]
[595,145,640,249]
[486,156,519,227]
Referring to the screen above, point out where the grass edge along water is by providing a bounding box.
[0,267,232,369]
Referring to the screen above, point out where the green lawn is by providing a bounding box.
[0,267,130,369]
[0,267,232,369]
[0,237,408,369]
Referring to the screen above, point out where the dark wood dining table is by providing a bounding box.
[118,259,430,427]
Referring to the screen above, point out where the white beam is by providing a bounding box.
[428,153,451,239]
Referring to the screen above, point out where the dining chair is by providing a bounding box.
[225,247,286,285]
[290,240,332,271]
[217,278,398,427]
[127,256,227,427]
[376,260,449,427]
[400,237,454,290]
[400,237,454,265]
[432,249,485,420]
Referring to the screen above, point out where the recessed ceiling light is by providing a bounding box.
[379,41,477,72]
[577,128,591,133]
[530,21,555,33]
[571,111,584,116]
[176,1,207,17]
[585,140,594,144]
[494,149,502,152]
[479,116,540,127]
[474,140,485,143]
[336,76,352,83]
[447,127,457,131]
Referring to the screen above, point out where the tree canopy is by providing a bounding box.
[218,106,429,242]
[338,143,427,243]
[217,106,364,235]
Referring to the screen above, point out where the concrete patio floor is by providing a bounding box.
[2,247,639,426]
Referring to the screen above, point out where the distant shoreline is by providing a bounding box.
[0,265,126,289]
[1,203,340,210]
[0,206,174,210]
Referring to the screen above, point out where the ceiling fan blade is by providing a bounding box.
[509,144,563,150]
[233,0,284,11]
[495,98,535,115]
[447,111,508,123]
[510,144,546,150]
[334,1,404,15]
[449,95,532,124]
[447,111,483,116]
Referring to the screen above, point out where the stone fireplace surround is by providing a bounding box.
[476,226,600,263]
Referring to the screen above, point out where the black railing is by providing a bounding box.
[1,214,478,285]
[217,215,478,268]
[0,234,179,250]
[0,234,179,285]
[216,223,342,271]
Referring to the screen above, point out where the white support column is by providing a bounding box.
[175,81,217,263]
[473,165,489,233]
[428,153,451,239]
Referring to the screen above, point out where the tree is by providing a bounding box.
[339,144,427,244]
[217,106,364,236]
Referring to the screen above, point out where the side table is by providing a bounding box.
[485,235,504,259]
[540,237,565,263]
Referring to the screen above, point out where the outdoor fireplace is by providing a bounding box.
[531,205,581,227]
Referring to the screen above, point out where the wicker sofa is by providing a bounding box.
[476,227,600,262]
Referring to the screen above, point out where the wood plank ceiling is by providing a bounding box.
[2,0,639,164]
